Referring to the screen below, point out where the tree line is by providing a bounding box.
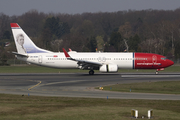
[0,8,180,64]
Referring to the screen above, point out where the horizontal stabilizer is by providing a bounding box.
[12,51,28,57]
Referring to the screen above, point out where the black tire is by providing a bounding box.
[89,70,94,75]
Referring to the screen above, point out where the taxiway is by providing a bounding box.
[0,73,180,100]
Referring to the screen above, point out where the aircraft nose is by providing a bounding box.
[168,59,174,66]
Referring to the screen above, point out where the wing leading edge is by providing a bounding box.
[62,48,102,70]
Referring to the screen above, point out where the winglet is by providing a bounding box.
[62,48,70,58]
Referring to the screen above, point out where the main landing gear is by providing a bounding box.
[89,70,94,75]
[155,70,159,75]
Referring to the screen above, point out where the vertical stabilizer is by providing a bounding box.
[11,23,52,54]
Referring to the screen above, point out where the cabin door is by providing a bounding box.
[38,55,42,63]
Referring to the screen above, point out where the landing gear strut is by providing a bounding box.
[89,70,94,75]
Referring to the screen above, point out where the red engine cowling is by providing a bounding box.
[99,64,118,72]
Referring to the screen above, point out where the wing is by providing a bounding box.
[62,48,102,70]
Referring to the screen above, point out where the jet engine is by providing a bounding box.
[99,64,118,72]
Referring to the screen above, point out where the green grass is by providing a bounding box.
[0,94,180,120]
[0,65,90,73]
[102,81,180,94]
[0,64,179,73]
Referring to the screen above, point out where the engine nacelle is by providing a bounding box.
[99,64,118,72]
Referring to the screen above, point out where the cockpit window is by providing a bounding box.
[161,57,167,60]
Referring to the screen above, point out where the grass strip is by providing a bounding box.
[0,65,89,73]
[0,94,180,120]
[102,81,180,94]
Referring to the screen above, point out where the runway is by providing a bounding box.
[0,73,180,100]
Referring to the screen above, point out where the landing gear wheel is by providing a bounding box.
[155,71,159,75]
[89,70,94,75]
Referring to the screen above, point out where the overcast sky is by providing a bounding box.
[1,0,180,16]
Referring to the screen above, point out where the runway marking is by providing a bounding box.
[72,89,78,91]
[40,79,105,87]
[42,80,88,86]
[62,89,68,91]
[28,81,41,91]
[121,75,180,77]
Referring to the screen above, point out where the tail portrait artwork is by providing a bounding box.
[11,23,52,54]
[15,33,26,54]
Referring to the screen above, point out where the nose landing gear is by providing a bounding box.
[89,70,94,75]
[155,68,164,75]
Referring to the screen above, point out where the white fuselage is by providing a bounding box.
[18,52,133,69]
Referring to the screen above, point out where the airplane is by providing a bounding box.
[11,23,174,75]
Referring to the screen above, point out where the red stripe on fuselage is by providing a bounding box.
[134,53,164,69]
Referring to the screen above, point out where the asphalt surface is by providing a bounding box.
[0,73,180,100]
